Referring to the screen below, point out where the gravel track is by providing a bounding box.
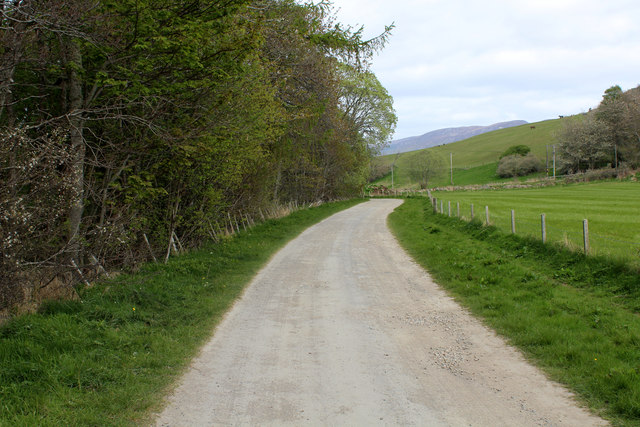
[154,199,606,426]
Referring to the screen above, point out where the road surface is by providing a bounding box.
[154,199,605,426]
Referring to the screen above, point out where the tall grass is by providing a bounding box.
[0,199,364,426]
[389,198,640,426]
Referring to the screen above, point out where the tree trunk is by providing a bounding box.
[273,159,282,201]
[0,2,26,121]
[65,37,85,260]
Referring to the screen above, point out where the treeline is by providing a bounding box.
[0,0,396,309]
[558,85,640,172]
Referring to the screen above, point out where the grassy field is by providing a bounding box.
[374,118,563,188]
[432,181,640,264]
[389,198,640,426]
[0,199,364,426]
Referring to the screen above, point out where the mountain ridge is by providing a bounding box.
[382,120,528,155]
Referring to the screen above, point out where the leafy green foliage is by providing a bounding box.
[499,144,531,159]
[0,0,395,303]
[338,63,397,153]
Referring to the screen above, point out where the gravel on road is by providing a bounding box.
[154,199,606,426]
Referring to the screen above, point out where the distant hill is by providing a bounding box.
[381,120,529,155]
[373,118,562,188]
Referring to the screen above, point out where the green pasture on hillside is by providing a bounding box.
[374,118,563,188]
[432,181,640,264]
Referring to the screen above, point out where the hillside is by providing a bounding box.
[381,120,528,155]
[373,118,563,188]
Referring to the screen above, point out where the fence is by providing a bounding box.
[143,199,320,265]
[429,195,640,265]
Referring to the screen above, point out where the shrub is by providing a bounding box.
[497,153,542,178]
[563,167,623,183]
[500,144,531,159]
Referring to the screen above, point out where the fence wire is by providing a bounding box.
[430,196,640,265]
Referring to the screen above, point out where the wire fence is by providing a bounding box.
[428,195,640,266]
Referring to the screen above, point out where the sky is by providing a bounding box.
[331,0,640,140]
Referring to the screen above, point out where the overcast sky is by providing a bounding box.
[331,0,640,140]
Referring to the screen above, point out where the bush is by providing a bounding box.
[500,144,531,159]
[563,167,622,183]
[497,153,542,178]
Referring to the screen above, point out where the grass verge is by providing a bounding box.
[0,199,364,426]
[389,198,640,426]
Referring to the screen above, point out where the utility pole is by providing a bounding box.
[450,152,453,186]
[546,145,549,175]
[391,152,400,190]
[391,165,394,189]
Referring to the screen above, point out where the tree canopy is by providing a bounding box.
[0,0,396,308]
[557,85,640,173]
[406,151,444,189]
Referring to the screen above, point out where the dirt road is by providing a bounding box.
[154,199,605,426]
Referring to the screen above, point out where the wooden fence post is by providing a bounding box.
[143,233,157,263]
[71,259,91,287]
[511,210,516,234]
[583,219,589,254]
[90,254,109,278]
[448,201,451,217]
[470,203,474,219]
[172,231,184,253]
[227,213,235,234]
[485,205,490,225]
[541,213,547,243]
[440,200,443,214]
[164,232,174,263]
[456,202,460,218]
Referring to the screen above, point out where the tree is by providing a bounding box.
[602,85,623,103]
[338,63,397,154]
[0,0,397,309]
[497,153,542,178]
[617,88,640,167]
[407,151,444,189]
[596,85,640,168]
[557,114,613,172]
[255,0,393,202]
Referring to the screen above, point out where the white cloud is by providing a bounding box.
[332,0,640,139]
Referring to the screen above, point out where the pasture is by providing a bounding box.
[432,181,640,264]
[374,118,563,188]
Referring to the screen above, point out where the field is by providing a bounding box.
[432,181,640,264]
[374,118,563,188]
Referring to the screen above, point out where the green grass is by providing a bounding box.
[374,118,562,188]
[388,198,640,426]
[432,181,640,264]
[0,199,364,426]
